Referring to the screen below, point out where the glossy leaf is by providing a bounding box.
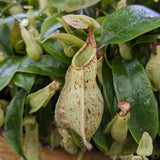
[0,13,27,26]
[132,34,158,47]
[112,57,158,143]
[40,16,62,40]
[40,14,70,63]
[5,89,27,159]
[0,56,22,91]
[40,16,78,63]
[0,24,13,56]
[153,137,160,159]
[83,6,97,19]
[100,5,160,47]
[12,72,36,93]
[17,55,68,76]
[48,0,100,12]
[92,97,111,153]
[37,102,53,138]
[42,39,71,64]
[132,43,150,67]
[121,136,137,155]
[72,29,87,41]
[0,44,9,58]
[102,59,118,116]
[0,55,68,82]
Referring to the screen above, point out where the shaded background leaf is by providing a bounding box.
[0,56,22,91]
[0,23,13,57]
[42,39,72,65]
[17,55,68,76]
[132,43,150,67]
[48,0,100,12]
[4,89,26,159]
[0,14,27,26]
[92,95,111,153]
[41,16,72,65]
[37,102,53,139]
[40,16,62,40]
[102,59,118,117]
[12,72,36,93]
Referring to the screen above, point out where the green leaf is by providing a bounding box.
[153,137,160,159]
[0,56,22,91]
[0,13,27,26]
[37,102,53,138]
[112,57,158,143]
[132,43,150,67]
[42,39,71,65]
[0,55,67,91]
[4,89,27,159]
[102,59,118,116]
[0,23,13,56]
[48,0,100,12]
[93,125,109,153]
[100,5,160,47]
[121,136,137,155]
[92,96,111,153]
[40,16,62,40]
[12,72,36,93]
[17,55,68,76]
[0,44,9,58]
[132,34,158,47]
[40,16,80,64]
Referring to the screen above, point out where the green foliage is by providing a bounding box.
[12,72,36,93]
[112,58,158,142]
[4,89,27,159]
[100,5,160,47]
[0,0,160,159]
[102,59,118,116]
[48,0,100,12]
[0,56,22,91]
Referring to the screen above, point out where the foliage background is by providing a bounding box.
[0,0,160,159]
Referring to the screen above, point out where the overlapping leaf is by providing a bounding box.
[102,60,118,116]
[112,57,158,142]
[100,5,160,47]
[0,56,22,91]
[5,89,27,159]
[41,16,72,64]
[17,55,68,76]
[0,55,68,91]
[48,0,100,12]
[12,72,36,93]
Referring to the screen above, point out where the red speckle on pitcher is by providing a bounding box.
[55,25,103,150]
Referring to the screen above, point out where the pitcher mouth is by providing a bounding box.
[72,41,97,70]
